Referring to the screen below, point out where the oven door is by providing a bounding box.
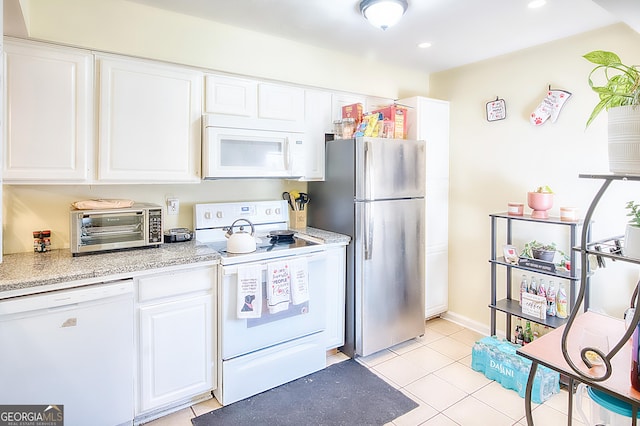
[219,251,326,360]
[71,210,147,254]
[203,125,304,179]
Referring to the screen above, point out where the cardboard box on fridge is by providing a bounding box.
[341,103,363,125]
[372,105,408,139]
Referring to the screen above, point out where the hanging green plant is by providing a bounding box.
[584,50,640,127]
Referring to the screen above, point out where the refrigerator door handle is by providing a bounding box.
[363,140,372,200]
[364,203,373,260]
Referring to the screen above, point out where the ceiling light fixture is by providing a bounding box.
[359,0,408,31]
[528,0,546,8]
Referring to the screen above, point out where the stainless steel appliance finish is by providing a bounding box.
[308,137,426,357]
[70,203,163,255]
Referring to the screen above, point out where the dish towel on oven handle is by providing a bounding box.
[289,257,309,305]
[267,261,291,314]
[237,265,262,319]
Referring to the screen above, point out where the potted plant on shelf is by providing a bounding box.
[625,201,640,259]
[527,186,554,219]
[521,240,571,269]
[584,50,640,174]
[522,240,557,262]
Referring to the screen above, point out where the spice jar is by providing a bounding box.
[33,231,42,252]
[333,120,343,138]
[41,230,51,251]
[342,118,355,139]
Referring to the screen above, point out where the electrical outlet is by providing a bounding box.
[167,198,179,215]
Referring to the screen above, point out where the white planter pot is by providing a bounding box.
[608,105,640,174]
[625,224,640,260]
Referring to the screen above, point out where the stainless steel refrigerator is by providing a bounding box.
[308,137,425,357]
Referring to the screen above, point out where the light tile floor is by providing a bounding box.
[144,318,587,426]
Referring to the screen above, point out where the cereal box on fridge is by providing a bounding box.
[372,105,408,139]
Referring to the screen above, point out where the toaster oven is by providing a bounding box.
[70,203,163,256]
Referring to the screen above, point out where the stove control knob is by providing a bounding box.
[204,211,212,220]
[265,208,272,215]
[275,207,281,215]
[216,211,223,219]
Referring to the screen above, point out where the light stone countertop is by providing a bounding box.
[0,227,350,298]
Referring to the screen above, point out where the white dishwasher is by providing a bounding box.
[0,280,134,426]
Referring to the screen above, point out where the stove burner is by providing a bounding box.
[269,235,295,244]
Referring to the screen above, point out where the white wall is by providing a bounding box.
[431,23,640,334]
[16,0,428,99]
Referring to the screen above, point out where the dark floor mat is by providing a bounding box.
[191,359,419,426]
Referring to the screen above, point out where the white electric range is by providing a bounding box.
[194,200,328,405]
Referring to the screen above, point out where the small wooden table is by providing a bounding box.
[517,311,640,425]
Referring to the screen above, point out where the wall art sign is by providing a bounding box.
[486,97,506,122]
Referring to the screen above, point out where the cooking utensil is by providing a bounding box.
[298,193,310,210]
[268,230,296,238]
[282,192,296,211]
[224,218,257,253]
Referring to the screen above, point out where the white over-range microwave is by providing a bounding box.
[202,115,306,179]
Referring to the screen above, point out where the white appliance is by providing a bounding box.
[0,280,134,426]
[194,200,327,405]
[202,115,306,179]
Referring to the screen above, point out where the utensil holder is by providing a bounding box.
[289,210,307,229]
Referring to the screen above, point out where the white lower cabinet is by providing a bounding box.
[325,245,347,349]
[136,265,216,416]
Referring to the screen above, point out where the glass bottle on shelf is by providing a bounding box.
[556,282,568,319]
[546,281,556,317]
[538,278,546,298]
[529,275,538,295]
[513,318,522,344]
[519,275,528,306]
[524,321,533,344]
[517,323,524,346]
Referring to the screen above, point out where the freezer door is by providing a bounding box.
[355,198,425,356]
[355,137,425,201]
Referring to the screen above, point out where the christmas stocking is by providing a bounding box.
[530,89,572,126]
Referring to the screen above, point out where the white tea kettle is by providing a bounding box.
[225,218,257,253]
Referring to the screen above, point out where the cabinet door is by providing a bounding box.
[325,246,346,349]
[302,89,332,181]
[97,56,202,182]
[258,83,304,123]
[204,74,257,117]
[331,93,366,122]
[138,293,214,413]
[4,39,92,182]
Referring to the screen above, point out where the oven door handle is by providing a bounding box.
[221,250,327,275]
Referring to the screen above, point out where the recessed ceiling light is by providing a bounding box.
[418,42,432,49]
[528,0,546,8]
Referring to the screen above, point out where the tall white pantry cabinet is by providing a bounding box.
[399,96,450,318]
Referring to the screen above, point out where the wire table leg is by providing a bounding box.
[525,361,538,426]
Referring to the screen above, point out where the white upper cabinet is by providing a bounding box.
[204,75,257,117]
[331,93,366,122]
[3,39,93,182]
[204,74,304,132]
[97,55,202,182]
[257,82,304,123]
[302,89,332,181]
